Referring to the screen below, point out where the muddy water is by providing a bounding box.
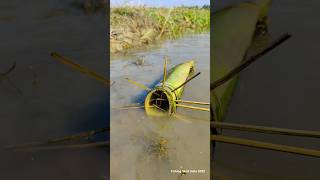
[0,0,107,179]
[110,33,210,180]
[213,1,320,179]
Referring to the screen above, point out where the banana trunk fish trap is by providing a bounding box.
[144,61,195,116]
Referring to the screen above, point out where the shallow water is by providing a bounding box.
[0,0,107,179]
[110,33,210,180]
[213,1,320,179]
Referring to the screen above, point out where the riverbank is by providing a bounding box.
[110,6,210,53]
[110,33,210,180]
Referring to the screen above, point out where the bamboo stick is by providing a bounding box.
[162,57,167,89]
[211,33,291,90]
[113,105,145,110]
[50,52,110,86]
[211,135,320,158]
[150,105,166,112]
[5,128,108,149]
[125,78,151,91]
[211,122,320,138]
[176,104,210,112]
[14,141,109,151]
[175,99,209,105]
[171,72,201,92]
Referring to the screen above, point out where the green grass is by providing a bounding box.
[110,6,210,53]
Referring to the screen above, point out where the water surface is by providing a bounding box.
[110,33,210,180]
[0,0,107,179]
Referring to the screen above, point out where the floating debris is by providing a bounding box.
[132,132,172,160]
[133,56,146,66]
[123,56,153,68]
[147,137,170,159]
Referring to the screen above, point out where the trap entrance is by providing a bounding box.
[149,90,170,111]
[145,88,175,116]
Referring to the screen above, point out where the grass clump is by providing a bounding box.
[110,6,210,53]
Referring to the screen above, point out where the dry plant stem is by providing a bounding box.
[211,33,291,90]
[110,7,209,53]
[211,122,320,138]
[158,8,173,38]
[211,135,320,158]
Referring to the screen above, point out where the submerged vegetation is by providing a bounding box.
[110,6,210,53]
[133,132,172,160]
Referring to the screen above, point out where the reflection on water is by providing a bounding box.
[110,33,210,180]
[213,1,320,179]
[0,0,107,179]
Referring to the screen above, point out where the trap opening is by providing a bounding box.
[148,90,170,112]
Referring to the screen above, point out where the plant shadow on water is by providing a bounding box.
[0,0,107,179]
[69,95,109,142]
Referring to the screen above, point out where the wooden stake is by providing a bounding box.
[211,135,320,158]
